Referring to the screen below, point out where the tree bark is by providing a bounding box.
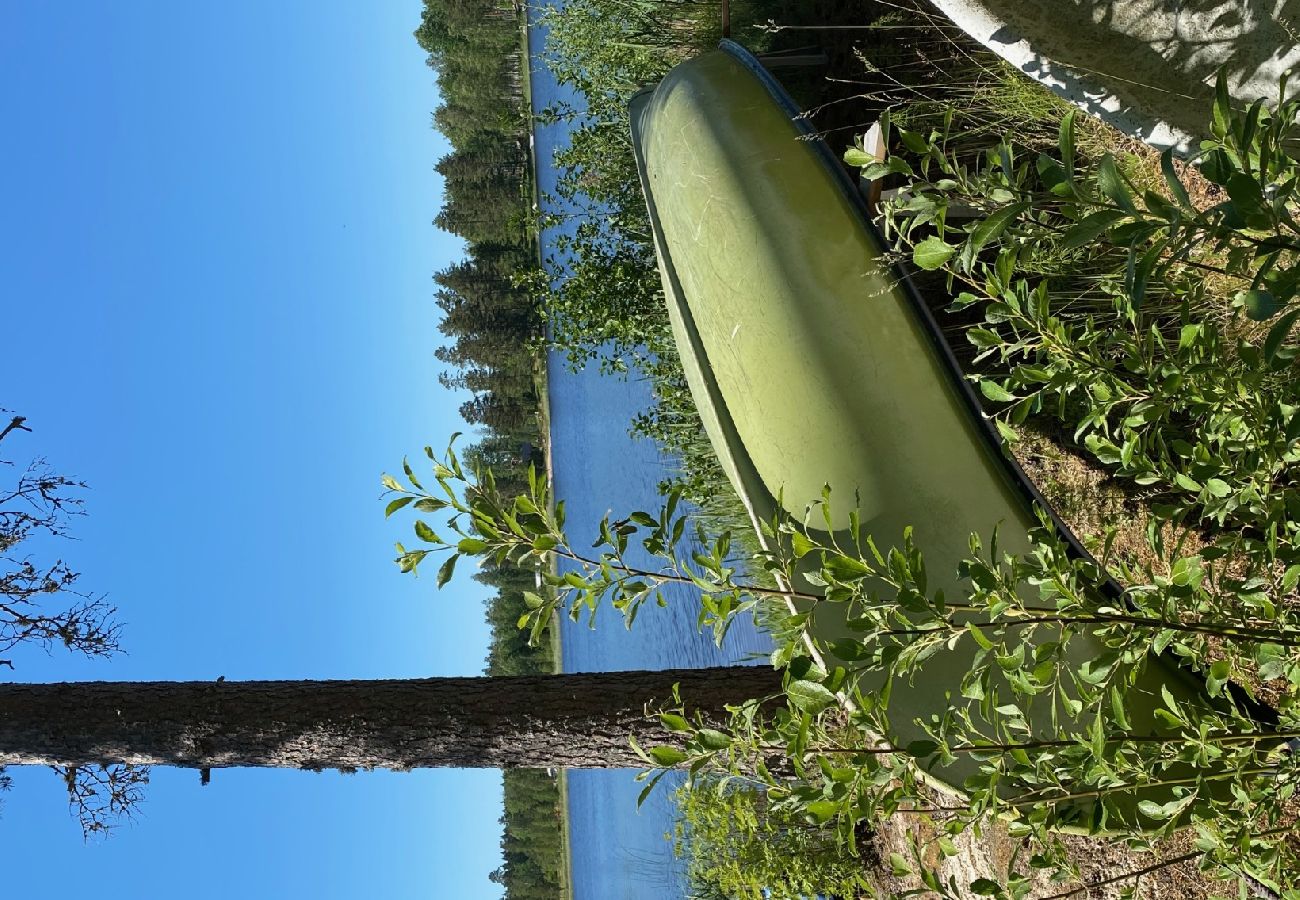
[0,666,782,771]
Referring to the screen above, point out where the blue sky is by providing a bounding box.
[1,2,504,896]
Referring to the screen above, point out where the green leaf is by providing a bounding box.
[966,202,1030,259]
[384,496,414,518]
[1288,409,1300,441]
[1240,289,1279,321]
[1204,478,1231,498]
[791,531,816,559]
[805,800,838,824]
[1174,473,1202,492]
[647,745,688,767]
[889,853,912,877]
[906,739,939,758]
[436,553,458,588]
[913,236,957,270]
[1226,172,1271,226]
[1207,659,1231,696]
[401,457,423,491]
[1110,684,1131,731]
[1160,149,1193,211]
[967,621,994,650]
[1058,110,1076,178]
[979,380,1018,403]
[696,729,732,751]
[967,327,1003,349]
[1098,153,1137,213]
[898,129,929,154]
[414,520,441,544]
[1126,239,1166,309]
[381,473,404,492]
[1212,67,1231,139]
[1201,148,1235,186]
[457,537,488,554]
[1264,308,1300,361]
[1240,97,1265,162]
[659,713,690,733]
[635,770,667,808]
[1137,799,1169,820]
[829,639,870,662]
[843,147,874,167]
[786,679,838,714]
[1036,154,1072,196]
[970,878,1003,896]
[824,554,872,580]
[1060,209,1128,250]
[396,548,426,575]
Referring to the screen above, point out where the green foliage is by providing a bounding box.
[386,440,1300,895]
[821,67,1300,894]
[672,779,870,900]
[492,769,567,900]
[530,0,725,369]
[848,76,1300,676]
[384,437,761,647]
[414,3,1300,894]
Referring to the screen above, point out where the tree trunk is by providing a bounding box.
[0,666,781,771]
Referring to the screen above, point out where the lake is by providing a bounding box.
[525,7,773,899]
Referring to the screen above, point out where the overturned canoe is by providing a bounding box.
[629,41,1248,832]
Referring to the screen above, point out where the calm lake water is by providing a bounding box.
[525,8,772,899]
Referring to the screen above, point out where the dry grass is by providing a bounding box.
[1010,424,1160,572]
[861,807,1227,900]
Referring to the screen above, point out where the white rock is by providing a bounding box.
[929,0,1300,152]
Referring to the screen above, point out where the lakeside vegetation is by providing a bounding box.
[412,0,1300,896]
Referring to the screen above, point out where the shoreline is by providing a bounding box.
[520,8,572,898]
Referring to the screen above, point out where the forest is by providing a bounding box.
[414,1,563,897]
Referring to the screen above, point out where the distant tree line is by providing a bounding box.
[416,0,541,458]
[415,2,565,896]
[488,769,566,899]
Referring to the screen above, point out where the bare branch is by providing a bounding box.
[54,765,150,840]
[0,413,141,836]
[0,417,118,666]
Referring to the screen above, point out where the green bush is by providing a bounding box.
[848,72,1300,702]
[673,779,870,900]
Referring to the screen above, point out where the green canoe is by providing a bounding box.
[629,41,1263,832]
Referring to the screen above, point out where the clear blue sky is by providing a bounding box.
[1,2,505,896]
